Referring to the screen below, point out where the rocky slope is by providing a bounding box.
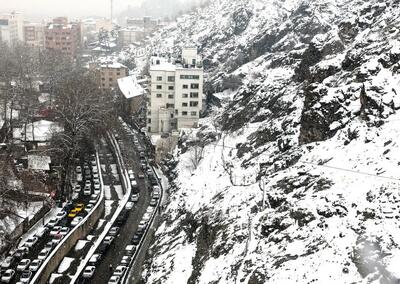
[142,0,400,283]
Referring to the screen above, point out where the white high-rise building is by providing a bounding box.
[147,47,203,134]
[0,12,24,46]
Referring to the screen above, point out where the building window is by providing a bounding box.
[175,109,178,115]
[190,101,199,107]
[148,118,151,123]
[148,110,151,115]
[191,111,197,116]
[166,103,174,108]
[156,85,162,90]
[180,75,200,80]
[183,84,188,89]
[182,111,188,116]
[156,94,162,98]
[190,92,199,98]
[182,94,188,98]
[148,127,151,132]
[191,83,199,89]
[117,72,120,76]
[168,86,174,90]
[182,102,188,107]
[109,78,113,81]
[168,94,174,99]
[167,76,175,82]
[157,76,162,81]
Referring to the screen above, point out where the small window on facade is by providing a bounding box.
[168,94,174,99]
[190,92,199,98]
[182,102,188,107]
[191,111,197,116]
[148,118,151,123]
[183,84,188,89]
[167,76,175,82]
[175,109,178,115]
[182,94,188,98]
[148,127,151,132]
[166,103,175,108]
[190,101,199,107]
[157,76,162,81]
[182,111,188,116]
[191,83,199,89]
[156,85,162,90]
[168,86,174,90]
[156,94,162,98]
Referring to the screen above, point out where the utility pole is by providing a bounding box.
[110,0,114,25]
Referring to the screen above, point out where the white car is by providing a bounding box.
[120,255,131,266]
[55,211,67,221]
[82,266,96,278]
[1,269,15,283]
[14,247,29,259]
[74,184,81,193]
[128,169,134,175]
[29,259,42,272]
[24,237,38,248]
[17,259,31,271]
[146,207,155,214]
[103,236,114,245]
[59,227,70,236]
[85,180,91,187]
[92,166,98,174]
[35,227,48,238]
[125,202,134,210]
[124,245,136,256]
[46,218,58,228]
[84,187,92,196]
[94,182,100,191]
[113,265,127,277]
[88,254,101,266]
[130,180,137,188]
[51,234,64,246]
[76,173,83,182]
[72,192,79,201]
[93,173,99,179]
[89,194,99,205]
[130,193,139,202]
[142,213,151,222]
[76,166,82,173]
[37,248,50,260]
[71,216,83,227]
[85,204,94,213]
[19,270,32,283]
[94,187,101,195]
[91,160,97,166]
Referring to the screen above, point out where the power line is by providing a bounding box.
[300,161,400,182]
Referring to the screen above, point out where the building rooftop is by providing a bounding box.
[118,76,144,99]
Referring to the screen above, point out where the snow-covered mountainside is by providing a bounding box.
[142,0,400,283]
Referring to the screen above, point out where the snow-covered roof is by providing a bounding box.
[13,120,63,142]
[28,155,51,171]
[117,76,144,99]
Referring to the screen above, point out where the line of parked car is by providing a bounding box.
[0,156,100,284]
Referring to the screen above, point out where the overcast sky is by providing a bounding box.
[0,0,144,20]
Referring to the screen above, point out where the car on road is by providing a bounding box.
[152,191,160,199]
[153,186,161,194]
[75,203,85,212]
[72,192,80,201]
[50,226,62,237]
[17,259,31,271]
[51,234,64,246]
[108,275,121,284]
[130,193,139,202]
[74,184,81,193]
[94,181,100,191]
[82,266,96,278]
[1,269,15,283]
[103,236,114,245]
[37,248,50,260]
[89,194,99,205]
[108,226,120,236]
[71,216,83,227]
[113,265,127,277]
[124,245,136,256]
[146,207,155,214]
[92,166,98,174]
[46,218,58,228]
[84,187,92,196]
[131,234,141,245]
[24,237,38,248]
[44,241,54,251]
[76,173,83,182]
[19,270,32,283]
[59,227,70,236]
[88,254,101,266]
[68,209,79,218]
[120,255,131,266]
[29,259,42,272]
[84,204,94,213]
[1,256,14,269]
[76,166,82,173]
[138,173,145,179]
[149,198,157,207]
[93,172,99,179]
[125,202,134,210]
[55,211,67,221]
[14,247,29,259]
[142,213,152,223]
[130,180,137,188]
[91,160,97,167]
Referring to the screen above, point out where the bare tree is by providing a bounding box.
[189,140,204,170]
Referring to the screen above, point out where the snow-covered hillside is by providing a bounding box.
[142,0,400,283]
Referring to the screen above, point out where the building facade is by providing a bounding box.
[147,48,203,134]
[90,60,129,92]
[24,23,45,48]
[44,17,81,59]
[118,28,144,47]
[0,12,24,46]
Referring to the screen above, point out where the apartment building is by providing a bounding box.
[90,59,129,92]
[24,23,45,48]
[44,17,81,59]
[147,47,203,134]
[118,27,145,47]
[0,11,24,46]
